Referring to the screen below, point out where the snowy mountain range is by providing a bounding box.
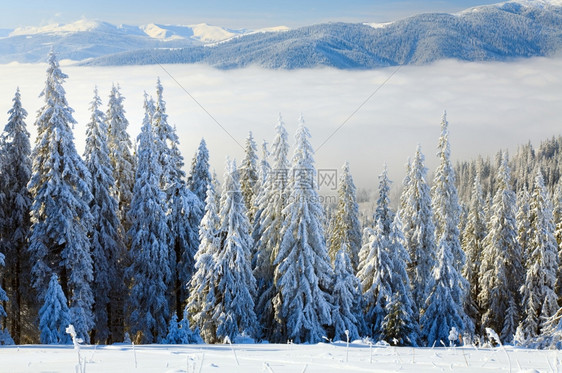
[1,0,562,68]
[0,19,289,63]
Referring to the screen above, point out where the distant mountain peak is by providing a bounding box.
[10,19,108,37]
[363,22,394,29]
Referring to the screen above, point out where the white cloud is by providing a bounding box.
[1,57,561,193]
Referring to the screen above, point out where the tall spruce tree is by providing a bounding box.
[478,154,523,342]
[461,174,487,334]
[375,164,395,235]
[168,129,202,318]
[258,140,271,186]
[399,145,436,314]
[106,84,135,235]
[187,139,211,204]
[420,236,466,347]
[83,88,125,344]
[399,158,412,212]
[517,169,559,341]
[0,88,32,344]
[126,94,171,344]
[517,187,532,266]
[105,84,134,342]
[188,176,221,343]
[28,51,94,343]
[430,112,469,334]
[252,114,290,341]
[273,117,333,343]
[152,79,202,318]
[331,244,364,341]
[357,219,393,340]
[214,160,258,341]
[240,131,259,222]
[327,162,362,272]
[384,214,420,346]
[552,181,562,300]
[432,112,465,274]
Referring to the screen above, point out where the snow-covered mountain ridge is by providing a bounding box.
[1,0,561,67]
[7,19,284,43]
[0,20,288,63]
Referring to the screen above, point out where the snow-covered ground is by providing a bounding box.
[1,342,560,372]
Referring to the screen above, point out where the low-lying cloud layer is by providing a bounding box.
[1,57,561,192]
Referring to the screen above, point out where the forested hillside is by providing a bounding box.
[1,52,562,350]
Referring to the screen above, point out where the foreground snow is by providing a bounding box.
[1,341,560,372]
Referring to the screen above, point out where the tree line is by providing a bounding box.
[0,51,561,348]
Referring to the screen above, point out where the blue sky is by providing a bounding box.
[3,0,501,29]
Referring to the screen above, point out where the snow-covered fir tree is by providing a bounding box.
[240,131,259,221]
[384,214,420,346]
[39,274,71,344]
[552,181,562,299]
[258,140,271,186]
[382,293,409,346]
[83,87,125,344]
[430,112,469,333]
[331,244,364,342]
[0,88,32,344]
[478,154,523,342]
[357,219,393,340]
[420,231,466,347]
[327,162,362,272]
[517,187,532,265]
[187,175,221,343]
[553,181,562,249]
[375,164,395,235]
[213,160,258,341]
[356,164,401,340]
[168,130,203,318]
[399,158,412,212]
[517,169,559,341]
[163,308,203,344]
[399,145,436,314]
[104,84,134,342]
[432,112,465,275]
[187,138,212,204]
[273,117,333,343]
[126,94,171,344]
[28,51,94,343]
[106,83,135,235]
[252,114,290,341]
[152,79,203,318]
[461,174,487,334]
[358,211,419,344]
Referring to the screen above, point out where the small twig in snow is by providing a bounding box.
[132,342,137,369]
[224,336,239,366]
[263,362,275,373]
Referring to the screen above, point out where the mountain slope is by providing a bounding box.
[0,20,277,63]
[83,1,562,69]
[2,0,562,68]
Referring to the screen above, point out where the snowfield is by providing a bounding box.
[1,342,560,372]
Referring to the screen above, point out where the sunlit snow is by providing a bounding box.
[0,342,559,372]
